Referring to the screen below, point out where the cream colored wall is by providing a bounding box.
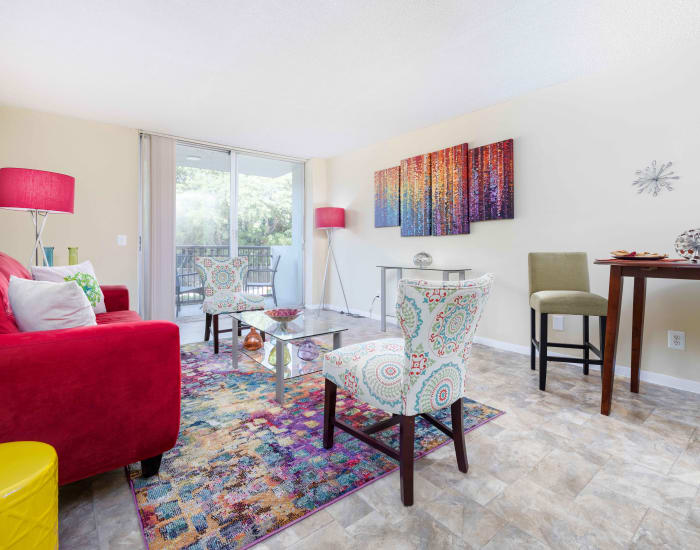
[0,105,139,307]
[320,50,700,386]
[304,158,329,305]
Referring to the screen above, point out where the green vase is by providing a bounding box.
[268,344,291,366]
[68,247,79,265]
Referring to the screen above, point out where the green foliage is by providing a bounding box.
[238,173,292,246]
[175,166,292,246]
[176,166,230,245]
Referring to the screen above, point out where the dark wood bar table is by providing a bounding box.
[594,259,700,415]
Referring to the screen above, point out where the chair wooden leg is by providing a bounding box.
[539,313,548,391]
[204,313,212,341]
[213,314,219,354]
[530,308,536,371]
[323,379,337,449]
[261,331,266,342]
[583,315,590,375]
[399,415,415,506]
[599,316,607,366]
[451,398,468,473]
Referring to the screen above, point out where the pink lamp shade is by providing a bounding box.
[0,167,75,213]
[315,207,345,229]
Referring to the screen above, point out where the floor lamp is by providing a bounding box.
[0,168,75,266]
[316,207,356,316]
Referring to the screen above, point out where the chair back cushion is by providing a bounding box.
[194,256,248,296]
[528,252,590,295]
[396,273,493,415]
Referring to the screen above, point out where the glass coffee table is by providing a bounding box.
[230,310,347,404]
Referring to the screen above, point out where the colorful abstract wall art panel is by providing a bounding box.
[430,143,469,235]
[468,139,514,221]
[374,166,400,227]
[400,153,432,236]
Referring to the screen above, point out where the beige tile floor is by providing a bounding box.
[59,311,700,549]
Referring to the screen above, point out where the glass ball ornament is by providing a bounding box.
[675,228,700,262]
[297,339,320,361]
[413,251,433,268]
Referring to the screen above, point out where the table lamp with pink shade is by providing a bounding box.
[315,206,353,316]
[0,168,75,266]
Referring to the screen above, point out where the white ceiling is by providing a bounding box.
[1,1,698,158]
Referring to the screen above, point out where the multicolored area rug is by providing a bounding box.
[127,340,503,550]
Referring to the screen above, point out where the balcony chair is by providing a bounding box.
[322,274,493,506]
[194,256,265,354]
[246,254,281,306]
[529,252,608,390]
[175,250,203,317]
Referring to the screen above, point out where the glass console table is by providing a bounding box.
[377,265,471,331]
[230,310,347,404]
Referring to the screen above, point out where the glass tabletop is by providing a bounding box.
[230,310,347,341]
[240,340,332,379]
[377,265,471,271]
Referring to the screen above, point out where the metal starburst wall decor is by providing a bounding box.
[632,160,679,196]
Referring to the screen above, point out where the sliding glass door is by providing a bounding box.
[237,154,304,307]
[174,143,304,319]
[175,144,232,318]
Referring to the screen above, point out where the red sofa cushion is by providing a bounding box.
[0,252,30,314]
[0,252,29,333]
[0,306,19,334]
[96,310,142,325]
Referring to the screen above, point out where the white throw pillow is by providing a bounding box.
[8,275,97,332]
[31,260,106,314]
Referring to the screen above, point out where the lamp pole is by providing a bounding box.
[29,210,50,267]
[318,228,351,315]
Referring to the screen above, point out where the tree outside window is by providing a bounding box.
[175,166,292,246]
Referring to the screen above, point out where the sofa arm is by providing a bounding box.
[101,285,129,312]
[0,320,181,485]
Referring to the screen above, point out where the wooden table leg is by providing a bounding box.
[631,276,646,394]
[601,266,624,415]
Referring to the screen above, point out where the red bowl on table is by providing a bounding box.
[264,308,303,323]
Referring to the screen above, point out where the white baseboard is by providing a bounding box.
[305,302,398,323]
[304,306,700,395]
[474,335,700,395]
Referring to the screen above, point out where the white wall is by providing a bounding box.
[319,48,700,387]
[0,105,139,306]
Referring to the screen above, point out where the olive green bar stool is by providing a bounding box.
[528,252,608,390]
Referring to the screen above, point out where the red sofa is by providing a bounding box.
[0,252,181,485]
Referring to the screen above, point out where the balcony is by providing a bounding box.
[176,245,275,318]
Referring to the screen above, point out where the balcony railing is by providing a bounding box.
[176,245,272,311]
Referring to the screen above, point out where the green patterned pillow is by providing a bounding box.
[64,272,104,308]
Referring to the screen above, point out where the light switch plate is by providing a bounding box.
[668,330,685,350]
[552,315,564,331]
[117,235,127,246]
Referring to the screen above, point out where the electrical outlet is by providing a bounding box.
[552,315,564,331]
[117,234,127,246]
[668,330,685,350]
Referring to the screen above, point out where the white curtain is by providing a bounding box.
[140,134,176,321]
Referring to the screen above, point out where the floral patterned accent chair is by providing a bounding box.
[322,274,493,506]
[194,256,265,354]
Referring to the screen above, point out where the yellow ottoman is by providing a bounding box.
[0,442,58,550]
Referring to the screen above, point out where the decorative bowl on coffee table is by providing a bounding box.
[264,308,303,324]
